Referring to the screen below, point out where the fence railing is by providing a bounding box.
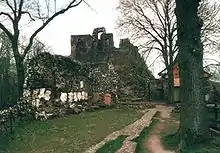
[0,108,18,134]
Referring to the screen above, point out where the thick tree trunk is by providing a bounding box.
[0,57,10,108]
[4,57,10,107]
[12,43,25,100]
[16,57,25,100]
[167,65,174,103]
[175,0,208,149]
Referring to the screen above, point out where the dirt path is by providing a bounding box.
[84,108,157,153]
[145,105,175,153]
[84,105,175,153]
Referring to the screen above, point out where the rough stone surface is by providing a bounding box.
[22,27,154,119]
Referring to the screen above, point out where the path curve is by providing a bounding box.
[146,105,175,153]
[84,108,157,153]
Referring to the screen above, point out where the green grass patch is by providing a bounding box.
[162,133,180,151]
[161,118,180,151]
[162,134,220,153]
[162,111,220,153]
[133,118,160,153]
[0,108,142,153]
[180,136,220,153]
[96,135,128,153]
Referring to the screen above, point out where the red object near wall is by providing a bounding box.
[104,94,111,105]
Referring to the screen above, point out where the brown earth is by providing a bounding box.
[145,105,175,153]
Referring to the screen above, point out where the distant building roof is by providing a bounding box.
[158,54,211,78]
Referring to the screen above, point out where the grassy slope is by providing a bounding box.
[0,108,142,153]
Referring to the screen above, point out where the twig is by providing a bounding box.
[83,0,97,14]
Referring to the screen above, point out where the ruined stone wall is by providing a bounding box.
[70,27,114,63]
[24,52,89,115]
[110,39,154,101]
[70,35,93,61]
[24,51,120,115]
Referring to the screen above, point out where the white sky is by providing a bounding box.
[1,0,219,78]
[36,0,220,78]
[38,0,120,56]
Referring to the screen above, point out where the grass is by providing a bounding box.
[133,118,160,153]
[162,133,180,151]
[178,136,220,153]
[181,137,220,153]
[162,111,220,153]
[161,116,180,151]
[0,108,143,153]
[96,135,128,153]
[163,134,220,153]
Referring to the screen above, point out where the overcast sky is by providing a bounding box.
[38,0,120,56]
[35,0,164,76]
[1,0,218,77]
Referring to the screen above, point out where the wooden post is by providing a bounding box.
[214,103,218,121]
[148,81,151,101]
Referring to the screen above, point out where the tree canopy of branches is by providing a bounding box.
[0,0,83,99]
[117,0,220,103]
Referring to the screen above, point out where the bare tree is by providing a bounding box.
[199,1,220,54]
[0,0,83,98]
[117,0,220,103]
[118,0,177,103]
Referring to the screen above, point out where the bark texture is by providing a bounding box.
[167,65,174,103]
[175,0,208,149]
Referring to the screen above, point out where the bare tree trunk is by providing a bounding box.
[4,56,10,107]
[0,57,10,108]
[16,59,25,100]
[175,0,208,149]
[167,65,174,103]
[12,43,25,99]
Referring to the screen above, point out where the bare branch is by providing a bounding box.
[148,54,162,68]
[0,12,13,21]
[82,0,97,13]
[21,11,35,21]
[5,0,16,17]
[18,0,24,20]
[0,23,13,40]
[134,4,164,40]
[203,63,220,69]
[23,0,83,58]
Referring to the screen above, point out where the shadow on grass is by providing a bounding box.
[133,118,160,153]
[0,133,11,153]
[96,135,128,153]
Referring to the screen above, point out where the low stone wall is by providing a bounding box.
[24,88,88,107]
[22,87,89,119]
